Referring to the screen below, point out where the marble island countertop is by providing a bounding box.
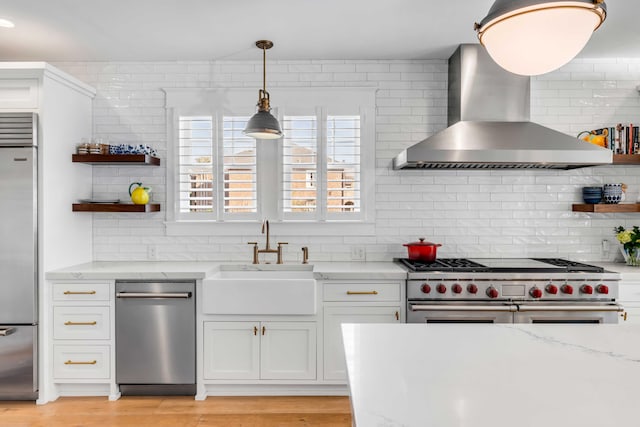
[45,261,407,281]
[342,323,640,427]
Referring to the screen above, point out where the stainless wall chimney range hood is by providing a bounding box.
[393,44,612,170]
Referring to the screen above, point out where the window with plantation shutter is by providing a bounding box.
[178,116,214,215]
[281,113,362,220]
[327,115,360,215]
[282,116,318,214]
[222,116,257,214]
[168,87,374,230]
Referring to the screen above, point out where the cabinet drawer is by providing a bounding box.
[323,282,401,302]
[619,284,640,302]
[53,345,110,380]
[0,79,38,109]
[53,306,110,340]
[53,282,111,302]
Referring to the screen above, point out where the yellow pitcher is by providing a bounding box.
[128,182,151,205]
[578,128,608,148]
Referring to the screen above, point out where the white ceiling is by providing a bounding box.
[0,0,638,62]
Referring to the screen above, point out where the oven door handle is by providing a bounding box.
[517,304,624,313]
[409,304,517,312]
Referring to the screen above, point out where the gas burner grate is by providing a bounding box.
[396,258,489,272]
[531,258,604,273]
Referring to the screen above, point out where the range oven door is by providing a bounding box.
[515,302,624,324]
[407,302,516,324]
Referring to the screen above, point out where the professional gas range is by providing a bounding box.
[398,258,625,324]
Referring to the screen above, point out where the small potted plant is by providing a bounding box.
[614,226,640,266]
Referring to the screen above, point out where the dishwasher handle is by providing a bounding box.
[116,292,192,299]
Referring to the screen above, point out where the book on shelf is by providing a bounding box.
[605,123,640,155]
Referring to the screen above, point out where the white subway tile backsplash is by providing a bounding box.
[53,57,640,262]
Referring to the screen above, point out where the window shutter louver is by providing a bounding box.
[327,115,361,213]
[222,116,257,214]
[282,116,318,213]
[178,116,214,213]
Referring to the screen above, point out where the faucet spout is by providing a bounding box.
[262,219,271,250]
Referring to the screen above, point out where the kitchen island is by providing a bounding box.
[342,323,640,427]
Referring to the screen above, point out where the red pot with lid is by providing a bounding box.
[403,238,442,263]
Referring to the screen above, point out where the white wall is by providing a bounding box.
[53,57,640,263]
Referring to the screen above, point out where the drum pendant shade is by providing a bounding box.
[475,0,607,76]
[243,40,283,140]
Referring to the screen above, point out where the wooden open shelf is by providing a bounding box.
[613,154,640,165]
[72,203,161,213]
[72,154,160,166]
[572,203,640,213]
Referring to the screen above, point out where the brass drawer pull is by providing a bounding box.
[64,321,97,326]
[254,326,258,336]
[64,290,97,295]
[395,311,399,321]
[262,326,266,336]
[64,360,97,365]
[346,291,378,295]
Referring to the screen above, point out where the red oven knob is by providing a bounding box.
[561,284,573,295]
[467,284,478,294]
[545,284,558,295]
[486,287,499,299]
[580,285,593,295]
[529,287,543,299]
[452,284,463,294]
[420,284,431,294]
[436,284,447,294]
[596,284,609,295]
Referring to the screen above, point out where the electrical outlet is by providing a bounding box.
[351,246,366,261]
[148,245,157,260]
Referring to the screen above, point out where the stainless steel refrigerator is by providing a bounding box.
[0,112,38,400]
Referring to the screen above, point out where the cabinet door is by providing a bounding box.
[203,321,260,380]
[618,283,640,324]
[622,306,640,325]
[0,79,38,109]
[323,306,400,381]
[260,322,317,380]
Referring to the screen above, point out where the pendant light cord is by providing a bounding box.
[262,45,267,93]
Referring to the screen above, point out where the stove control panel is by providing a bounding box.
[407,279,618,300]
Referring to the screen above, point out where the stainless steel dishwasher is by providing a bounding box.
[115,281,195,395]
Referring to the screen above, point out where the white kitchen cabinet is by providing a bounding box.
[48,280,118,400]
[619,282,640,325]
[203,321,316,381]
[0,64,96,404]
[322,280,404,382]
[52,345,110,380]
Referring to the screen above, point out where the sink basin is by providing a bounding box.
[202,265,316,315]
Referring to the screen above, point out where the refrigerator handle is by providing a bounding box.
[0,327,16,336]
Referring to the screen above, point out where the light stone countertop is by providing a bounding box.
[342,323,640,427]
[591,261,640,281]
[45,261,407,281]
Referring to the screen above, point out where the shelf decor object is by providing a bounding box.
[243,40,283,140]
[474,0,607,76]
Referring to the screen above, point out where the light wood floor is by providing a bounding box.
[0,396,353,427]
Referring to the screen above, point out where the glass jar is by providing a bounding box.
[76,138,90,155]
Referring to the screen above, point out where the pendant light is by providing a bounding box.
[243,40,283,139]
[475,0,607,76]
